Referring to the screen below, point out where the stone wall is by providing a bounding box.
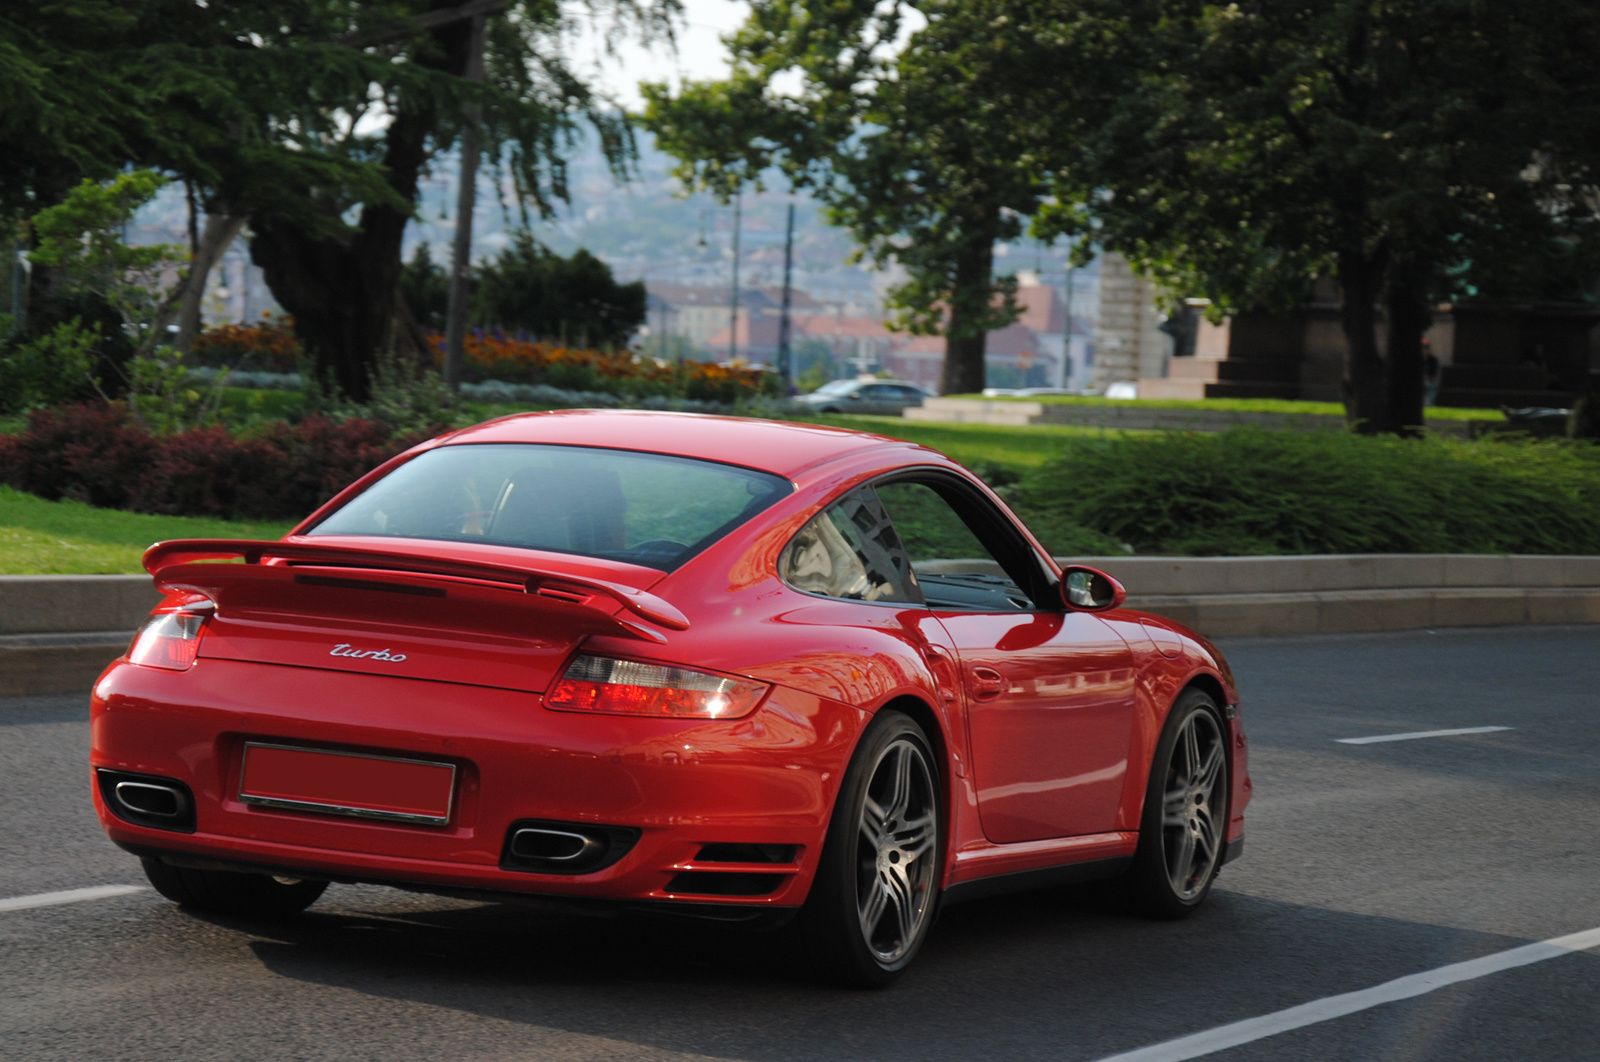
[1093,253,1172,389]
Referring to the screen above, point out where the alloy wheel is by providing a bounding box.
[855,736,939,965]
[1160,708,1226,900]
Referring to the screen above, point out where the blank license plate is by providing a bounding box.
[239,743,456,826]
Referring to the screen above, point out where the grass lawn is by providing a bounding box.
[806,414,1128,471]
[0,487,295,575]
[945,393,1502,421]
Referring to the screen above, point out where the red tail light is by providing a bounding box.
[545,654,768,719]
[127,611,209,671]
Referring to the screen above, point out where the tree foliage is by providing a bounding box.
[1024,0,1600,432]
[402,235,647,347]
[472,233,646,348]
[2,1,676,401]
[643,0,1055,394]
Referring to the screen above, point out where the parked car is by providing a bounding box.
[794,377,934,415]
[92,411,1249,986]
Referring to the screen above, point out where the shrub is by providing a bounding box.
[1011,428,1600,556]
[0,401,154,509]
[0,319,102,413]
[0,402,425,521]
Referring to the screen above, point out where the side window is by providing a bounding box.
[781,488,921,604]
[873,480,1035,612]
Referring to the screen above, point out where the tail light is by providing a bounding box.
[545,654,768,719]
[127,611,209,671]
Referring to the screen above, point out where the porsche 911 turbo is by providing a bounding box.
[91,410,1249,986]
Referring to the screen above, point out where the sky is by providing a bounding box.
[567,0,748,111]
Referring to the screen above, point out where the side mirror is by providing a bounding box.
[1061,566,1126,612]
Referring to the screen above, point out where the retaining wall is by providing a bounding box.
[904,397,1489,436]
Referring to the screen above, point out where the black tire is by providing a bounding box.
[141,857,328,919]
[796,710,942,988]
[1118,688,1230,919]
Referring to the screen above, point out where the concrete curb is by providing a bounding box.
[2,556,1596,695]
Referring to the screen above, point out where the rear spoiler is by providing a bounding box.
[142,539,688,643]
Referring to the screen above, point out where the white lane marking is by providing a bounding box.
[0,884,147,914]
[1095,924,1600,1062]
[1336,725,1512,745]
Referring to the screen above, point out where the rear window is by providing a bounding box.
[307,443,790,571]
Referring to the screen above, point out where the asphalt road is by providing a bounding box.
[3,625,1598,1061]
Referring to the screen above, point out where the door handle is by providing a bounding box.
[968,666,1005,701]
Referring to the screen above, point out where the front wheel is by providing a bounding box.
[1119,689,1229,919]
[798,711,942,987]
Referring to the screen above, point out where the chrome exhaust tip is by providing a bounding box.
[114,780,185,818]
[97,770,196,833]
[510,827,604,863]
[500,819,640,875]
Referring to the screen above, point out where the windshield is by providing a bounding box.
[307,443,791,571]
[810,380,858,396]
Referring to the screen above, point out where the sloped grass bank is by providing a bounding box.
[1010,429,1600,556]
[0,486,294,574]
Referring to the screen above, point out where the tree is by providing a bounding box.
[2,2,675,402]
[1027,0,1600,433]
[238,1,672,401]
[643,0,1054,394]
[1,2,393,365]
[472,233,646,347]
[400,243,451,332]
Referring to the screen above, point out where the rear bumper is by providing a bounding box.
[91,658,863,910]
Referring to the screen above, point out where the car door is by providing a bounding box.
[873,476,1137,844]
[858,384,900,414]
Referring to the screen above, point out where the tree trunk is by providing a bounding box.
[249,108,431,402]
[1335,248,1388,433]
[1383,264,1431,437]
[941,237,995,396]
[174,213,248,352]
[1570,373,1600,439]
[245,12,473,402]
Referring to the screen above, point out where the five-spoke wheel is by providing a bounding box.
[1121,688,1230,918]
[800,710,941,987]
[856,734,939,966]
[1160,707,1226,900]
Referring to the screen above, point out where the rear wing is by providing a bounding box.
[142,539,688,644]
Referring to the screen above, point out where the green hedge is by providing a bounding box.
[1010,429,1600,556]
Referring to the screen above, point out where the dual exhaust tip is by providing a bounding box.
[96,770,196,833]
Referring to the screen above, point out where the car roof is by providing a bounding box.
[434,409,933,479]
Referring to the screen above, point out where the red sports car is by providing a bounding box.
[91,410,1249,986]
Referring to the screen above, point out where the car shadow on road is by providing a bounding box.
[226,882,1598,1062]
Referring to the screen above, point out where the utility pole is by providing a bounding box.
[727,193,741,363]
[777,203,795,386]
[1063,242,1076,390]
[443,11,488,395]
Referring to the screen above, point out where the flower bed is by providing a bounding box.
[441,333,780,404]
[184,323,780,405]
[188,321,302,373]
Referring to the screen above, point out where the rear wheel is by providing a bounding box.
[798,710,942,987]
[141,857,328,918]
[1120,689,1229,919]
